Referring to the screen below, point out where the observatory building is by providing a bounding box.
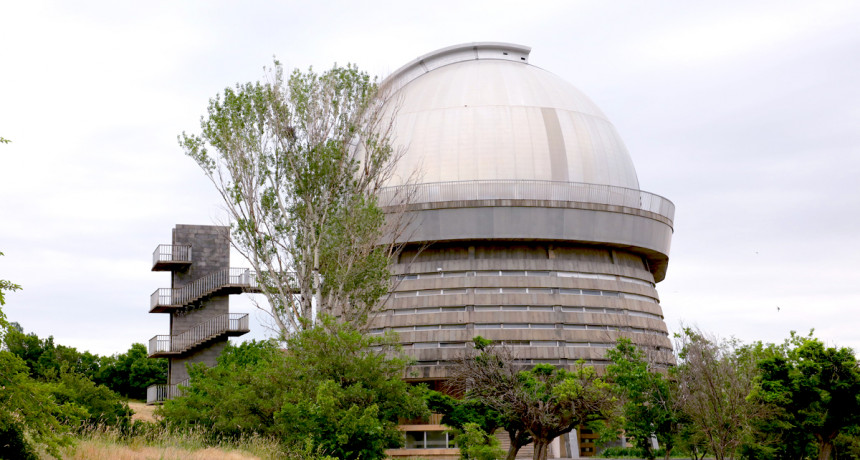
[374,43,675,453]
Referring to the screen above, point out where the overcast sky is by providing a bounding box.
[1,0,859,356]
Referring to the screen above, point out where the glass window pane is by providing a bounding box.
[426,431,449,448]
[404,431,424,448]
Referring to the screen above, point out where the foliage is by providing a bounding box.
[42,371,133,431]
[747,332,860,460]
[159,340,285,437]
[97,342,168,400]
[180,62,408,335]
[0,350,76,458]
[427,389,531,460]
[0,251,22,339]
[449,337,616,460]
[160,319,427,460]
[456,422,505,460]
[3,323,167,400]
[598,446,671,458]
[606,338,682,460]
[426,390,502,434]
[673,328,768,460]
[3,323,99,381]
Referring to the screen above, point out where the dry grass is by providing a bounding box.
[56,424,288,460]
[127,400,158,423]
[63,441,263,460]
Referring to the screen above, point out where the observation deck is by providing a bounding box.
[378,179,675,282]
[152,244,192,271]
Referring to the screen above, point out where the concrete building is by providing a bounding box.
[374,43,676,457]
[145,224,260,404]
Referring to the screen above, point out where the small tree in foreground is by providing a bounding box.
[606,338,683,460]
[181,62,412,336]
[674,328,767,460]
[449,337,616,460]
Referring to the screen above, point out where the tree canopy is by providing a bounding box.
[180,63,409,336]
[449,337,615,460]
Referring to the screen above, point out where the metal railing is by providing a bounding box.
[146,378,190,405]
[151,268,258,310]
[152,244,192,266]
[377,180,675,223]
[148,313,249,356]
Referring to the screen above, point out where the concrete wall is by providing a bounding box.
[371,241,674,380]
[165,225,232,384]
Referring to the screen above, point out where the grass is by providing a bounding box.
[53,423,288,460]
[127,400,158,423]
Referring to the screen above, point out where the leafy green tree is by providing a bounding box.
[0,351,76,458]
[42,371,133,430]
[0,251,22,339]
[180,62,409,335]
[606,338,682,460]
[97,343,167,399]
[674,328,768,460]
[160,319,427,459]
[426,391,502,436]
[450,337,616,460]
[749,333,860,460]
[457,422,506,460]
[427,390,532,460]
[158,340,284,437]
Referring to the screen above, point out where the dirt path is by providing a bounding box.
[128,400,158,423]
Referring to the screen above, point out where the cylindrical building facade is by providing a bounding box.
[372,43,675,383]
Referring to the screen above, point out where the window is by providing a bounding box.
[405,431,456,449]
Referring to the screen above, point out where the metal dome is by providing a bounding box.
[382,42,640,189]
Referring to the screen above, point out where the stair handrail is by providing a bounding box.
[148,313,249,355]
[150,268,259,310]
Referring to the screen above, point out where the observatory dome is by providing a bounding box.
[383,43,640,189]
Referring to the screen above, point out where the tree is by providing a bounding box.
[160,319,427,459]
[457,422,506,460]
[97,343,167,400]
[606,338,683,460]
[673,328,766,460]
[0,251,22,339]
[0,350,76,458]
[449,337,616,460]
[180,62,411,336]
[750,333,860,460]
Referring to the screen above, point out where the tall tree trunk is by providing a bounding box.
[817,438,834,460]
[506,428,529,460]
[533,438,549,460]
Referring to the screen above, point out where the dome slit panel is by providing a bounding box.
[540,107,570,182]
[523,108,551,181]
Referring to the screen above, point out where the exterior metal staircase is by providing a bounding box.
[150,267,261,313]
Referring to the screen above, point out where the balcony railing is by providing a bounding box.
[150,268,260,312]
[152,244,192,270]
[146,378,189,405]
[377,180,675,224]
[148,313,250,357]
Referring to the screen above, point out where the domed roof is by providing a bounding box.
[382,43,640,189]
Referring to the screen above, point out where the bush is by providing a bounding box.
[598,446,670,458]
[44,372,133,431]
[160,319,428,460]
[0,411,39,460]
[456,423,504,460]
